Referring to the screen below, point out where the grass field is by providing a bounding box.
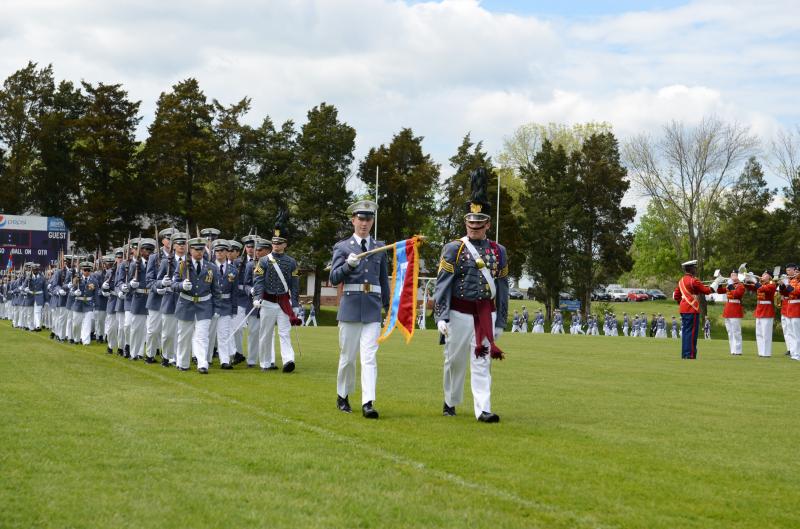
[1,320,798,529]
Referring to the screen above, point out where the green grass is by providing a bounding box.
[1,320,798,529]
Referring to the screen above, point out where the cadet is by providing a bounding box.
[156,232,187,367]
[511,310,521,332]
[551,309,563,334]
[244,238,272,368]
[128,238,156,360]
[93,255,114,343]
[521,306,529,333]
[145,228,175,362]
[671,316,679,339]
[101,250,121,353]
[71,261,98,345]
[330,200,390,419]
[211,239,238,369]
[173,237,220,373]
[305,303,317,327]
[532,310,544,333]
[227,239,246,364]
[434,168,508,423]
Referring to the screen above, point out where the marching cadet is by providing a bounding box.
[210,239,237,369]
[305,303,317,327]
[156,232,187,367]
[64,255,79,342]
[253,214,302,372]
[521,306,529,333]
[639,313,648,338]
[27,263,45,331]
[745,269,778,357]
[200,228,220,261]
[227,239,246,363]
[777,263,800,361]
[704,317,711,339]
[244,238,272,368]
[128,238,155,361]
[622,312,630,336]
[71,261,98,345]
[145,228,175,362]
[671,316,679,339]
[655,314,667,338]
[330,199,390,419]
[532,310,544,333]
[717,269,745,355]
[569,311,580,335]
[172,237,220,373]
[511,310,521,332]
[233,236,256,363]
[673,260,715,359]
[102,250,121,353]
[116,240,138,357]
[20,263,35,330]
[48,259,64,340]
[205,240,223,365]
[93,255,113,343]
[551,309,564,334]
[434,168,508,423]
[631,314,640,337]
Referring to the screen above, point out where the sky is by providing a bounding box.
[2,0,799,194]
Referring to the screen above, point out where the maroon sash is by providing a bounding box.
[450,297,504,360]
[263,292,303,326]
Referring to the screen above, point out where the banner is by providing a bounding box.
[378,236,421,344]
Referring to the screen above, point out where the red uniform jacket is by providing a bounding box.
[717,282,745,318]
[746,282,776,318]
[778,277,800,318]
[673,274,712,314]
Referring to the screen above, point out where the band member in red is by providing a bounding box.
[746,270,777,357]
[673,260,714,359]
[716,269,746,355]
[778,263,800,361]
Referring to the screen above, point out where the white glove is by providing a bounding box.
[117,291,125,299]
[252,297,262,308]
[181,279,192,292]
[102,290,111,298]
[727,279,733,286]
[58,288,66,296]
[346,253,361,268]
[24,287,32,294]
[129,280,139,289]
[121,283,129,293]
[709,278,721,291]
[72,289,81,297]
[156,288,166,295]
[102,281,110,290]
[782,276,790,286]
[165,286,173,293]
[162,276,172,287]
[437,320,449,336]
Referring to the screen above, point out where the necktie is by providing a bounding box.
[220,264,224,276]
[195,262,201,277]
[361,239,367,253]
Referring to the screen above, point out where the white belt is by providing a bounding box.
[75,296,91,302]
[758,301,772,305]
[220,293,231,299]
[135,288,150,294]
[343,283,381,294]
[180,293,212,303]
[32,291,43,295]
[237,285,244,291]
[726,299,740,304]
[789,300,800,304]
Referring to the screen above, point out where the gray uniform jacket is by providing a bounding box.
[172,258,220,321]
[102,266,116,314]
[433,238,509,327]
[156,255,182,315]
[145,253,163,311]
[129,257,149,316]
[72,274,98,313]
[252,253,299,307]
[114,262,128,314]
[92,270,108,311]
[329,236,390,324]
[213,260,238,317]
[234,256,254,309]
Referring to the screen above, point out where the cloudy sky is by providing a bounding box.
[3,0,799,188]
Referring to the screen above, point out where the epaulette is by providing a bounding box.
[498,264,509,278]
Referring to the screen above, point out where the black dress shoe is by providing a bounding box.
[131,356,138,361]
[107,347,113,354]
[198,367,208,374]
[117,348,124,356]
[161,358,170,367]
[247,364,255,368]
[221,363,233,370]
[233,352,245,364]
[177,366,189,371]
[362,401,379,419]
[282,361,295,373]
[267,363,278,371]
[124,345,130,356]
[50,332,55,339]
[144,357,156,364]
[337,395,352,413]
[261,367,269,372]
[443,402,456,416]
[477,411,500,423]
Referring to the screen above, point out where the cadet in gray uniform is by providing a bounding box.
[71,261,99,345]
[210,239,238,369]
[145,228,175,362]
[434,168,508,423]
[156,232,187,367]
[252,213,301,372]
[93,255,113,343]
[172,237,220,373]
[244,238,273,368]
[330,200,390,419]
[128,238,156,360]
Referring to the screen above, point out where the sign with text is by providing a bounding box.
[0,214,69,275]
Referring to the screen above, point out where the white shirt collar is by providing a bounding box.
[353,234,370,247]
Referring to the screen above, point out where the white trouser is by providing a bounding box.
[24,306,34,329]
[305,315,317,326]
[532,324,544,333]
[33,303,42,328]
[54,307,65,338]
[177,318,210,370]
[146,309,162,358]
[551,323,563,334]
[724,318,743,355]
[259,302,294,368]
[443,309,494,419]
[755,317,773,357]
[246,314,260,366]
[129,314,147,358]
[124,311,133,348]
[71,310,83,340]
[234,306,246,353]
[80,311,94,345]
[520,321,527,333]
[94,310,106,338]
[66,309,74,339]
[205,313,219,363]
[786,317,800,360]
[337,321,380,405]
[105,311,117,350]
[161,313,177,362]
[511,323,520,333]
[215,314,233,364]
[656,329,666,338]
[116,312,126,349]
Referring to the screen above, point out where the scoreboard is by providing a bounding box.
[0,214,69,275]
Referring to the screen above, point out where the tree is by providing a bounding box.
[70,81,141,249]
[624,116,759,278]
[293,103,356,310]
[627,201,684,287]
[211,97,252,235]
[568,132,635,311]
[358,128,439,261]
[518,139,574,318]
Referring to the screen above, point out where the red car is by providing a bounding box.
[627,289,650,302]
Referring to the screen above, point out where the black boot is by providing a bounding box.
[362,401,379,419]
[337,395,352,413]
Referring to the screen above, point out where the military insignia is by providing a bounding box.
[205,269,213,283]
[470,203,482,213]
[438,258,454,274]
[227,272,235,282]
[254,263,264,276]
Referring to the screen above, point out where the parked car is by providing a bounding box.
[627,289,650,302]
[647,289,666,300]
[508,287,524,300]
[559,291,576,301]
[607,288,628,302]
[591,288,611,301]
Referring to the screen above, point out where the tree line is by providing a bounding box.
[0,61,636,313]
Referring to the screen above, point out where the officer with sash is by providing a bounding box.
[330,199,390,419]
[173,237,220,373]
[673,259,715,359]
[252,213,301,372]
[156,232,187,367]
[434,168,509,423]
